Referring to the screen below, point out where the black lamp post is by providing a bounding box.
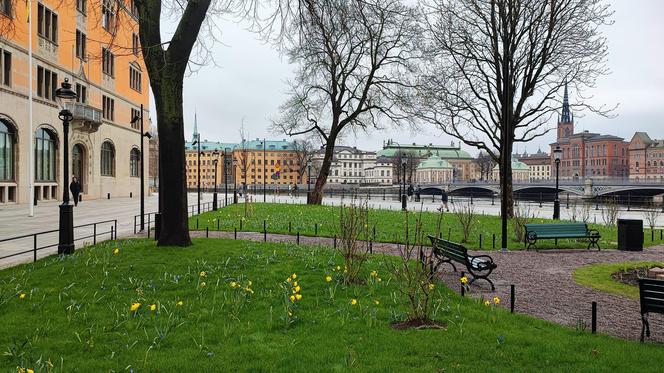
[401,159,407,210]
[553,145,562,220]
[307,160,312,202]
[263,138,266,203]
[224,147,230,206]
[55,78,77,255]
[192,134,201,214]
[232,157,238,203]
[212,150,219,210]
[130,105,152,232]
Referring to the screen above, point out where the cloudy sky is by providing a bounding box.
[151,0,664,155]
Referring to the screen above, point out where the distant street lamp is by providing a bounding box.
[232,158,238,203]
[263,139,267,203]
[192,134,202,214]
[307,160,312,202]
[55,78,77,255]
[130,105,152,231]
[401,159,407,210]
[553,145,562,220]
[224,147,231,207]
[212,150,219,211]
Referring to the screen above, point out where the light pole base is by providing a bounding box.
[154,213,162,240]
[213,192,218,211]
[401,195,407,210]
[58,203,75,255]
[553,200,561,220]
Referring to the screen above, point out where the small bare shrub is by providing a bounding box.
[452,201,476,243]
[337,199,370,284]
[601,197,620,227]
[512,204,533,243]
[644,202,662,230]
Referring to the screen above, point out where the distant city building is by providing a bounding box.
[377,140,477,182]
[415,155,454,184]
[491,159,530,182]
[517,150,551,180]
[363,156,393,185]
[311,146,379,185]
[549,83,629,180]
[628,132,664,182]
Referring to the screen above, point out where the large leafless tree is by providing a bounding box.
[291,138,314,184]
[262,0,421,204]
[416,0,612,247]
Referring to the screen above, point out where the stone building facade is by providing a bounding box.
[517,150,551,180]
[415,155,454,184]
[311,146,379,185]
[628,132,664,182]
[0,0,150,205]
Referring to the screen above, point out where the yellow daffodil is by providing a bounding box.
[484,300,490,306]
[460,276,469,285]
[493,297,501,305]
[199,271,207,278]
[350,299,358,306]
[370,270,378,277]
[200,282,206,288]
[149,304,157,312]
[176,301,184,306]
[336,265,341,271]
[293,281,298,287]
[113,248,120,255]
[289,295,296,302]
[18,293,26,300]
[295,294,302,300]
[288,311,293,316]
[294,286,301,293]
[18,368,25,373]
[291,273,297,279]
[286,277,292,283]
[377,278,382,282]
[245,288,254,294]
[130,302,141,312]
[27,369,34,373]
[325,276,332,282]
[248,280,252,286]
[374,300,380,305]
[428,283,435,290]
[230,281,237,288]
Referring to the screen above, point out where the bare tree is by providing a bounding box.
[416,0,613,248]
[392,150,418,186]
[263,0,421,204]
[236,126,252,193]
[291,138,314,184]
[475,151,496,181]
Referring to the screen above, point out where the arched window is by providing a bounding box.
[101,141,115,176]
[35,128,57,181]
[130,148,140,177]
[0,119,15,181]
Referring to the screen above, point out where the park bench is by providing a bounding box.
[428,235,497,290]
[638,278,664,342]
[524,223,600,251]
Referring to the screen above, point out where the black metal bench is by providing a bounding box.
[638,278,664,342]
[524,223,600,251]
[428,235,497,290]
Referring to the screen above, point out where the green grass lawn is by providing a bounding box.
[189,203,664,250]
[1,238,664,372]
[573,261,664,300]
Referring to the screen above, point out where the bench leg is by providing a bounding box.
[468,275,495,291]
[433,258,457,273]
[587,238,600,251]
[526,240,536,251]
[641,313,650,342]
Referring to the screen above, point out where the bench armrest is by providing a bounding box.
[588,229,600,237]
[469,254,496,270]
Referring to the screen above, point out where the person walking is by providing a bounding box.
[415,185,421,202]
[69,175,81,207]
[438,188,449,212]
[407,184,414,202]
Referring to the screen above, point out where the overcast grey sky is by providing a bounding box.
[151,1,664,155]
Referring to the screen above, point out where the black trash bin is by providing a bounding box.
[617,219,643,251]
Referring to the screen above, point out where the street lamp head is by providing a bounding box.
[192,140,198,146]
[553,146,562,162]
[54,78,77,110]
[143,131,152,139]
[130,115,140,125]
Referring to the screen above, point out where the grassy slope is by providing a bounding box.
[573,261,664,300]
[189,203,664,250]
[1,239,663,372]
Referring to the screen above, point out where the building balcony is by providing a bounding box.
[65,102,103,133]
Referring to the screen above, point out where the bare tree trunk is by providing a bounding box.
[309,135,337,205]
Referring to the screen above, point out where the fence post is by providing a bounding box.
[206,226,209,238]
[591,301,597,334]
[234,227,237,240]
[566,193,570,209]
[289,221,292,234]
[334,235,337,249]
[470,192,473,205]
[115,220,118,240]
[147,218,150,238]
[111,225,114,240]
[479,234,482,249]
[539,192,543,208]
[297,232,300,245]
[448,227,452,240]
[460,271,465,297]
[492,233,496,249]
[93,223,97,245]
[315,223,318,236]
[134,216,137,234]
[33,234,37,263]
[492,195,495,205]
[510,284,515,313]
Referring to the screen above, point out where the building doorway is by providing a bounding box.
[72,144,86,193]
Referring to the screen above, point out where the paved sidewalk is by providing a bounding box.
[189,229,664,343]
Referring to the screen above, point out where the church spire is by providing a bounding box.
[561,81,572,123]
[192,110,198,142]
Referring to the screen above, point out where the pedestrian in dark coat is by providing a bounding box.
[70,176,81,206]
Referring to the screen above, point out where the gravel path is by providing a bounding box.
[187,230,664,343]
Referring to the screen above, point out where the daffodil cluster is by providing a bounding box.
[483,296,501,306]
[281,273,303,326]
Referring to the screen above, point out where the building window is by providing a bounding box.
[102,48,115,77]
[101,141,115,176]
[36,66,57,101]
[132,33,139,56]
[0,120,15,181]
[1,49,10,86]
[130,108,140,129]
[75,83,87,103]
[37,3,58,44]
[101,0,116,33]
[130,148,140,177]
[76,0,86,14]
[35,128,56,182]
[129,65,141,92]
[75,30,86,60]
[0,0,11,16]
[102,95,115,121]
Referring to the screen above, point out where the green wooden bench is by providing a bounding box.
[428,235,497,290]
[638,278,664,342]
[524,223,600,251]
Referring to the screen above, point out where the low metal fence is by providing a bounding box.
[133,197,235,235]
[0,219,118,264]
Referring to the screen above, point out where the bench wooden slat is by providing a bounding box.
[525,223,600,250]
[428,235,497,290]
